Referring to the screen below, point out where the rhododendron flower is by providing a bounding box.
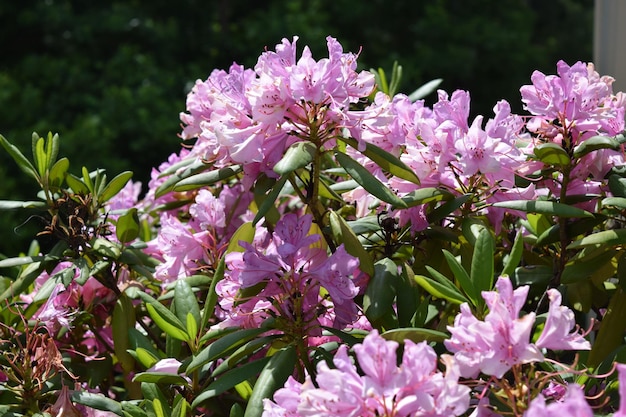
[216,213,362,340]
[446,276,588,379]
[263,330,470,417]
[524,384,593,416]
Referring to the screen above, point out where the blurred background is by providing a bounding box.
[0,0,593,256]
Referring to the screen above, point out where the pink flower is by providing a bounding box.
[614,363,626,417]
[524,384,592,416]
[446,277,544,379]
[535,289,590,351]
[264,331,469,417]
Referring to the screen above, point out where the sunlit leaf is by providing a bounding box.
[492,200,593,218]
[100,171,133,203]
[533,142,570,167]
[273,141,316,175]
[573,135,620,158]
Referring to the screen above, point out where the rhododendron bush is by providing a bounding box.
[2,36,626,416]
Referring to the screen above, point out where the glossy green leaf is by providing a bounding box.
[427,193,472,224]
[192,357,272,408]
[381,327,448,343]
[602,196,626,210]
[133,372,189,385]
[573,135,620,158]
[273,141,317,175]
[334,150,408,207]
[34,135,47,177]
[471,228,495,294]
[174,165,243,192]
[138,291,189,340]
[243,345,297,417]
[112,293,137,378]
[502,231,524,278]
[92,238,122,258]
[134,347,159,369]
[201,256,225,332]
[187,326,271,374]
[567,229,626,249]
[408,78,443,101]
[0,134,39,182]
[533,142,570,166]
[339,136,420,185]
[329,210,374,276]
[535,215,606,246]
[253,175,288,226]
[609,174,626,198]
[0,254,59,268]
[561,249,617,284]
[66,173,90,194]
[0,200,47,210]
[71,392,123,416]
[400,187,452,207]
[363,257,399,328]
[492,200,593,218]
[116,208,140,243]
[0,261,46,304]
[414,273,466,304]
[172,394,190,417]
[513,265,553,288]
[395,264,419,327]
[173,279,201,335]
[212,335,280,377]
[82,166,95,192]
[155,158,212,197]
[100,171,133,203]
[442,249,477,306]
[48,157,70,188]
[145,303,189,341]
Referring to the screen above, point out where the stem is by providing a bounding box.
[554,164,571,288]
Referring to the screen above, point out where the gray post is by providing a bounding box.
[594,0,626,93]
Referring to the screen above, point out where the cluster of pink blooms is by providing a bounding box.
[180,36,375,185]
[446,276,590,379]
[216,213,366,337]
[262,276,600,416]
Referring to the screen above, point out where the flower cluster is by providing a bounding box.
[446,276,590,379]
[263,330,470,417]
[216,213,364,339]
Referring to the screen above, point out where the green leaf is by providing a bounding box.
[567,229,626,249]
[363,257,399,329]
[100,171,133,203]
[187,326,271,374]
[442,250,477,306]
[116,208,140,243]
[145,303,189,342]
[561,249,617,284]
[155,158,212,197]
[329,210,374,276]
[491,200,593,218]
[173,279,201,336]
[273,141,317,175]
[0,200,47,210]
[134,347,159,369]
[471,228,495,294]
[334,150,407,208]
[82,166,95,192]
[0,254,59,268]
[400,187,452,207]
[513,265,553,289]
[602,196,626,210]
[427,193,472,224]
[174,165,243,192]
[381,327,448,343]
[609,174,626,198]
[414,269,467,305]
[407,78,443,101]
[112,293,137,375]
[34,135,47,177]
[0,134,39,182]
[71,392,123,416]
[212,335,280,376]
[66,173,90,194]
[502,231,524,278]
[535,215,606,246]
[243,345,297,417]
[252,175,288,226]
[0,261,46,304]
[92,238,121,258]
[48,157,69,188]
[573,135,620,158]
[192,357,272,408]
[133,372,189,385]
[533,142,571,167]
[339,136,420,185]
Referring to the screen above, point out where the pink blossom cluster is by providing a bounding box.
[263,330,470,417]
[216,213,365,337]
[446,276,590,379]
[179,36,375,184]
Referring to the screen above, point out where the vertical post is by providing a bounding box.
[594,0,626,93]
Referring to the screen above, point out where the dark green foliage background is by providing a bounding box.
[0,0,593,256]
